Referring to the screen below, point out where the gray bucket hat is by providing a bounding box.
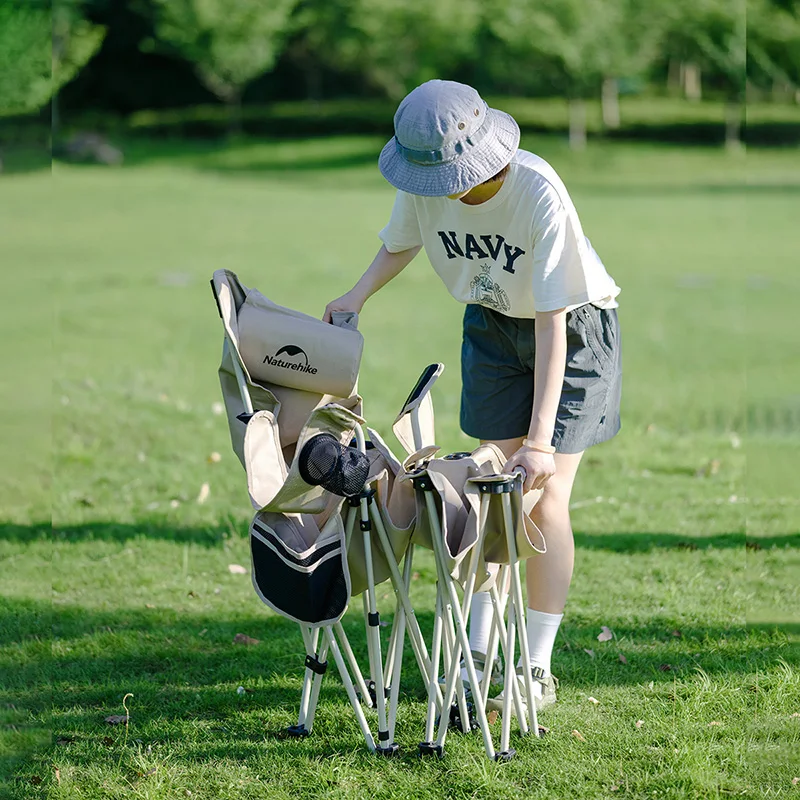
[379,80,520,198]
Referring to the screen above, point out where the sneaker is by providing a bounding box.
[438,649,503,695]
[486,665,558,715]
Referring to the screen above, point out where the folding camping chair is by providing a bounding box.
[211,268,396,753]
[406,443,548,760]
[210,270,446,754]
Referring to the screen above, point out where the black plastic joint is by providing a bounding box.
[448,701,478,733]
[477,479,515,495]
[285,724,310,738]
[368,612,380,627]
[347,488,376,506]
[376,742,400,757]
[418,741,444,758]
[378,729,390,742]
[359,519,372,532]
[304,655,328,675]
[495,749,517,762]
[412,475,434,492]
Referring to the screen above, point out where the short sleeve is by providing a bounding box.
[531,183,592,312]
[378,191,423,253]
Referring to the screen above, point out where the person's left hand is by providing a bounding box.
[503,446,556,493]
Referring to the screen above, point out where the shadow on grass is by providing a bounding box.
[4,596,796,783]
[54,136,800,197]
[100,136,380,176]
[5,597,797,699]
[4,520,798,551]
[0,144,52,175]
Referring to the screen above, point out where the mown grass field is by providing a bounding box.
[1,134,798,799]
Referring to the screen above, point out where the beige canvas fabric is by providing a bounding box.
[213,269,365,505]
[393,385,437,456]
[402,445,441,471]
[237,287,363,397]
[463,448,546,565]
[405,443,546,591]
[346,429,416,597]
[246,401,366,515]
[213,269,365,465]
[211,268,414,609]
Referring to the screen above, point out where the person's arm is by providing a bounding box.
[323,244,421,322]
[503,308,567,491]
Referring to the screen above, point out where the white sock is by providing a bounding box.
[468,592,493,655]
[523,609,564,699]
[462,591,494,684]
[525,608,563,675]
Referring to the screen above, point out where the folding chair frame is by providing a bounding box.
[415,470,542,761]
[223,336,403,755]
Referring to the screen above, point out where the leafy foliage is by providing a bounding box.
[53,0,106,97]
[662,0,747,99]
[0,1,51,115]
[489,0,667,97]
[0,0,105,116]
[150,0,299,103]
[747,0,800,90]
[290,0,483,100]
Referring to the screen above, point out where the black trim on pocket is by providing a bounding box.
[252,522,339,568]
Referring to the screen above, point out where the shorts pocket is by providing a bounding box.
[578,305,614,368]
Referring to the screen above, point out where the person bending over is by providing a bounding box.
[324,80,622,713]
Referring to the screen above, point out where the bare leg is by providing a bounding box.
[482,438,583,613]
[525,451,583,612]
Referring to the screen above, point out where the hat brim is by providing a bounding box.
[378,108,520,197]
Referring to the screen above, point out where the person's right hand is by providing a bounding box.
[322,289,367,323]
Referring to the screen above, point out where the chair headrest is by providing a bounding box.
[213,269,363,398]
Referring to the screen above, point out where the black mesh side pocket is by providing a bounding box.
[298,433,369,497]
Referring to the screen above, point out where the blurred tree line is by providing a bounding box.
[1,0,799,148]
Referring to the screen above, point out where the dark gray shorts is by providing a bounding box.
[460,303,622,453]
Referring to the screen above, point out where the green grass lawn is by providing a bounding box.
[1,135,798,799]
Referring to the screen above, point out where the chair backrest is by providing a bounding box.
[211,268,364,459]
[211,269,365,513]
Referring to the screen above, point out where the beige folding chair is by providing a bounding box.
[210,271,444,754]
[408,445,547,760]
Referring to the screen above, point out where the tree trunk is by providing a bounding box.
[52,91,61,145]
[226,91,243,138]
[771,79,792,102]
[683,62,702,101]
[569,97,587,150]
[667,58,682,96]
[725,101,743,152]
[305,60,322,107]
[602,77,620,129]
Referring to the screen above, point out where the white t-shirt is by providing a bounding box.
[378,149,620,318]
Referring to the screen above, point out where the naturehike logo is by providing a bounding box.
[263,345,318,374]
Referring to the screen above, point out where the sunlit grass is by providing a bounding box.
[1,136,797,798]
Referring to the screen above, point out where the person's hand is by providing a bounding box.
[322,289,367,323]
[503,446,556,493]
